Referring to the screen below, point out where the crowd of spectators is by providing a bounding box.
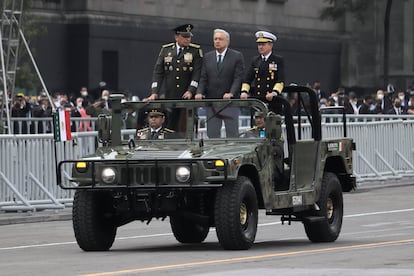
[310,81,414,116]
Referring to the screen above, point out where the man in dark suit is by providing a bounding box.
[195,29,245,138]
[241,31,285,102]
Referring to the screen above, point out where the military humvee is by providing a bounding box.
[57,86,355,251]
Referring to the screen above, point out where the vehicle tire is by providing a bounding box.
[72,190,117,251]
[170,215,209,243]
[304,172,343,242]
[214,176,258,250]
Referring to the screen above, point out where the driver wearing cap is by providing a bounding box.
[136,109,176,140]
[241,31,285,102]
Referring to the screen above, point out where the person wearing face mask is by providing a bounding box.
[79,86,93,107]
[375,89,392,113]
[71,97,92,132]
[387,97,406,115]
[86,90,112,118]
[396,91,408,108]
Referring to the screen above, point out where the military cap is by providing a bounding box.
[254,111,264,118]
[174,24,194,37]
[255,31,277,43]
[147,109,165,117]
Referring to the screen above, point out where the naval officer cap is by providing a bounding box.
[174,24,194,37]
[147,109,165,117]
[255,31,277,43]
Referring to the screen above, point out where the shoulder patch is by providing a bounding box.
[189,43,200,48]
[163,128,175,133]
[162,42,175,48]
[137,127,149,133]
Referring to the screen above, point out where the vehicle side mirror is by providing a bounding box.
[97,114,111,145]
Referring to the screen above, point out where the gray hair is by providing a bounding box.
[213,29,230,41]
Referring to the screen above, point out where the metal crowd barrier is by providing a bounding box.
[1,117,414,211]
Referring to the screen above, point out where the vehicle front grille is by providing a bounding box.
[120,166,174,186]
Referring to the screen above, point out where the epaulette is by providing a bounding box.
[162,42,175,48]
[163,128,175,133]
[137,127,149,133]
[247,127,258,131]
[189,43,200,48]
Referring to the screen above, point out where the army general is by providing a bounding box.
[144,24,203,101]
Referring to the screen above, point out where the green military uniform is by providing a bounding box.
[151,42,203,99]
[244,126,265,138]
[136,127,176,140]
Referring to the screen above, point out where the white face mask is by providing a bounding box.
[81,91,88,97]
[377,94,384,100]
[399,95,405,101]
[77,102,83,108]
[102,96,108,101]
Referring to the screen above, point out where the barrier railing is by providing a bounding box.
[3,114,414,134]
[1,118,414,211]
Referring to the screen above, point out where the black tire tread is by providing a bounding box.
[72,190,117,251]
[214,176,258,250]
[304,172,343,242]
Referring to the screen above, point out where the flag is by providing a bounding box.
[53,109,72,142]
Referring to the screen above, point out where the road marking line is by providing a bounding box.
[79,239,414,276]
[344,208,414,218]
[1,208,413,251]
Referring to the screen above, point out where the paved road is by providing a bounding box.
[1,184,414,276]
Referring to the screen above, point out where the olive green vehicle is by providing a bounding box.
[57,86,356,251]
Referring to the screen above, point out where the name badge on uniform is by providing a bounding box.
[269,62,278,71]
[164,53,173,63]
[184,52,193,63]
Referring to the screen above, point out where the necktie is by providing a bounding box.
[151,131,157,140]
[217,54,222,70]
[178,47,183,56]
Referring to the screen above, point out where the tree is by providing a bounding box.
[320,0,393,87]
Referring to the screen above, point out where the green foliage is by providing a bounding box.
[320,0,374,24]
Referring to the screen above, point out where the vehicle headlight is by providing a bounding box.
[176,166,191,182]
[101,167,117,184]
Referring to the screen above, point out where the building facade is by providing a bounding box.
[29,0,414,97]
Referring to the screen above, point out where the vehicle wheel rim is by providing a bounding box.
[326,197,334,220]
[240,203,248,225]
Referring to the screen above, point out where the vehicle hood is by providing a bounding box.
[80,141,260,161]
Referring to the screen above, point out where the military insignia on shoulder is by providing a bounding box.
[136,127,149,139]
[164,128,175,133]
[189,43,200,48]
[162,42,175,48]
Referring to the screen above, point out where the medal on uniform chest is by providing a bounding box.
[164,52,173,63]
[189,67,193,71]
[184,52,193,63]
[159,132,164,139]
[269,62,277,80]
[183,66,187,71]
[269,62,277,71]
[169,65,173,71]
